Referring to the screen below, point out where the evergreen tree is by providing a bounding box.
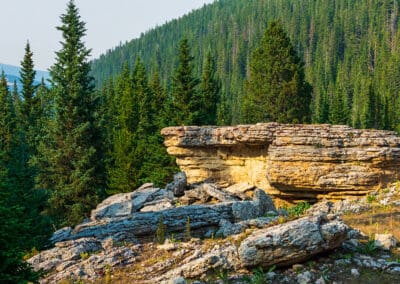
[107,64,137,193]
[0,72,45,282]
[20,42,36,132]
[242,21,312,124]
[171,38,199,125]
[36,0,105,226]
[191,50,220,125]
[149,67,168,128]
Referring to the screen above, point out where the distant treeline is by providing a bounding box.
[92,0,400,131]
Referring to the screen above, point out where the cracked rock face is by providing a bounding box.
[161,123,400,202]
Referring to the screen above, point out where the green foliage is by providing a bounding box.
[357,240,378,255]
[170,38,199,125]
[80,252,89,260]
[35,0,106,226]
[20,41,37,140]
[242,20,312,124]
[243,266,276,284]
[192,50,220,125]
[106,59,177,194]
[216,269,231,284]
[0,71,50,282]
[185,216,191,241]
[366,194,377,204]
[156,215,166,244]
[286,201,311,218]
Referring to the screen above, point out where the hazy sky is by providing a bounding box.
[0,0,215,70]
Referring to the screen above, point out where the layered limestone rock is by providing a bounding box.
[161,123,400,202]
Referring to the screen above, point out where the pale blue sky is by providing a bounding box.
[0,0,215,70]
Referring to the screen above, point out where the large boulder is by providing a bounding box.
[238,214,348,268]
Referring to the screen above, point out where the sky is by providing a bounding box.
[0,0,215,70]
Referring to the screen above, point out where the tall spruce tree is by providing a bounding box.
[36,0,105,226]
[20,42,36,131]
[170,38,199,125]
[242,20,312,123]
[191,51,220,125]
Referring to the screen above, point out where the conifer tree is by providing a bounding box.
[242,20,312,124]
[191,51,220,125]
[149,67,168,128]
[107,64,137,193]
[20,42,36,131]
[171,38,199,125]
[36,0,105,226]
[0,72,47,282]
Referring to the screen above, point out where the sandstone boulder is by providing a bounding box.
[238,214,348,268]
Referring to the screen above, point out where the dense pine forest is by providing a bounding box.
[2,0,400,281]
[92,0,400,131]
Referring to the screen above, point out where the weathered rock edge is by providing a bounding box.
[161,123,400,201]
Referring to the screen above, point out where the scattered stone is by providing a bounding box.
[351,268,360,277]
[166,172,187,197]
[315,277,326,284]
[171,277,187,284]
[297,271,312,284]
[197,183,239,202]
[375,234,397,251]
[292,263,304,271]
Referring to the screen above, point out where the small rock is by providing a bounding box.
[375,234,397,250]
[315,277,326,284]
[342,238,359,251]
[166,172,187,197]
[171,277,187,284]
[266,271,276,279]
[293,264,304,271]
[351,268,360,277]
[297,271,313,284]
[102,238,114,251]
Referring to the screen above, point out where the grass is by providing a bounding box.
[342,205,400,241]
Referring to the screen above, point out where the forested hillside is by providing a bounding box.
[91,0,400,131]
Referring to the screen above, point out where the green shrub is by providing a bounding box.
[357,240,378,255]
[287,201,311,217]
[156,215,166,244]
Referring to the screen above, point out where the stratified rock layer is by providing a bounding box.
[161,123,400,201]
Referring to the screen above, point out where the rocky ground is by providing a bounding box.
[28,175,400,284]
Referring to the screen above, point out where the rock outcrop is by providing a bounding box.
[50,184,276,244]
[161,123,400,202]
